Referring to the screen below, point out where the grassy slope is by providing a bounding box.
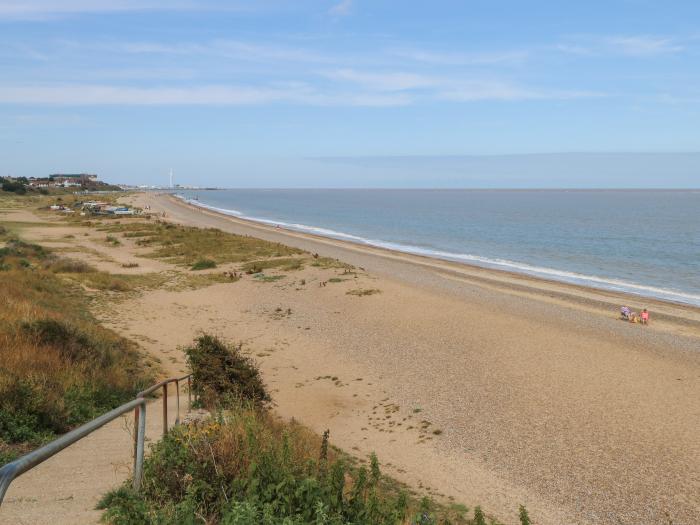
[0,210,156,463]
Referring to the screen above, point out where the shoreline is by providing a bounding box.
[171,191,700,308]
[162,192,700,333]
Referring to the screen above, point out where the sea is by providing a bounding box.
[175,189,700,307]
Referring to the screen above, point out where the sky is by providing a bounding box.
[1,0,699,187]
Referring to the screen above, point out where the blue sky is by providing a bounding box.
[1,0,699,187]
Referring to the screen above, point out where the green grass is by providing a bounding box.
[190,258,217,271]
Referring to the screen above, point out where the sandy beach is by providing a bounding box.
[5,192,698,524]
[93,191,695,525]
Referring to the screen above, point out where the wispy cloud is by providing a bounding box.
[323,69,437,91]
[0,78,602,107]
[114,39,332,64]
[390,48,529,66]
[329,0,353,17]
[607,36,683,56]
[557,35,684,57]
[438,81,606,102]
[0,83,412,107]
[0,0,199,20]
[323,68,604,101]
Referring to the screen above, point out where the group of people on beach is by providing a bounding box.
[620,306,650,324]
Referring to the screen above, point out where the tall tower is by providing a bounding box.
[169,168,173,188]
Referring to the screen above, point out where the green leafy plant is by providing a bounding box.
[184,334,271,409]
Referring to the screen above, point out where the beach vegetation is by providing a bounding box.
[254,273,285,282]
[242,257,303,273]
[1,177,28,195]
[473,507,486,525]
[50,258,96,274]
[184,334,270,409]
[518,505,531,525]
[99,333,487,525]
[346,288,381,296]
[190,258,217,271]
[310,256,355,270]
[0,233,155,461]
[96,221,303,267]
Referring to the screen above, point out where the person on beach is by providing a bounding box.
[641,309,649,325]
[620,306,631,320]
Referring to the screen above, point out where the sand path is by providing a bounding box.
[0,393,191,525]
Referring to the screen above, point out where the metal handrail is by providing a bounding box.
[0,373,193,507]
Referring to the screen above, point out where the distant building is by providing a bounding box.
[28,177,53,187]
[49,174,98,186]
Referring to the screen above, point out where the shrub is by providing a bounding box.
[184,334,270,409]
[473,506,486,525]
[1,180,27,194]
[50,258,96,273]
[99,409,466,525]
[519,505,531,525]
[0,239,50,263]
[346,288,381,297]
[191,259,217,271]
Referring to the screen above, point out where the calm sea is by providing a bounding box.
[176,189,700,306]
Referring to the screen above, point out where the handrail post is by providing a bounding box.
[162,383,168,436]
[132,405,139,471]
[188,375,192,408]
[133,400,146,491]
[175,380,181,425]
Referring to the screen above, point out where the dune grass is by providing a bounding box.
[241,257,304,273]
[0,230,155,463]
[98,221,304,268]
[190,258,217,271]
[346,288,381,297]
